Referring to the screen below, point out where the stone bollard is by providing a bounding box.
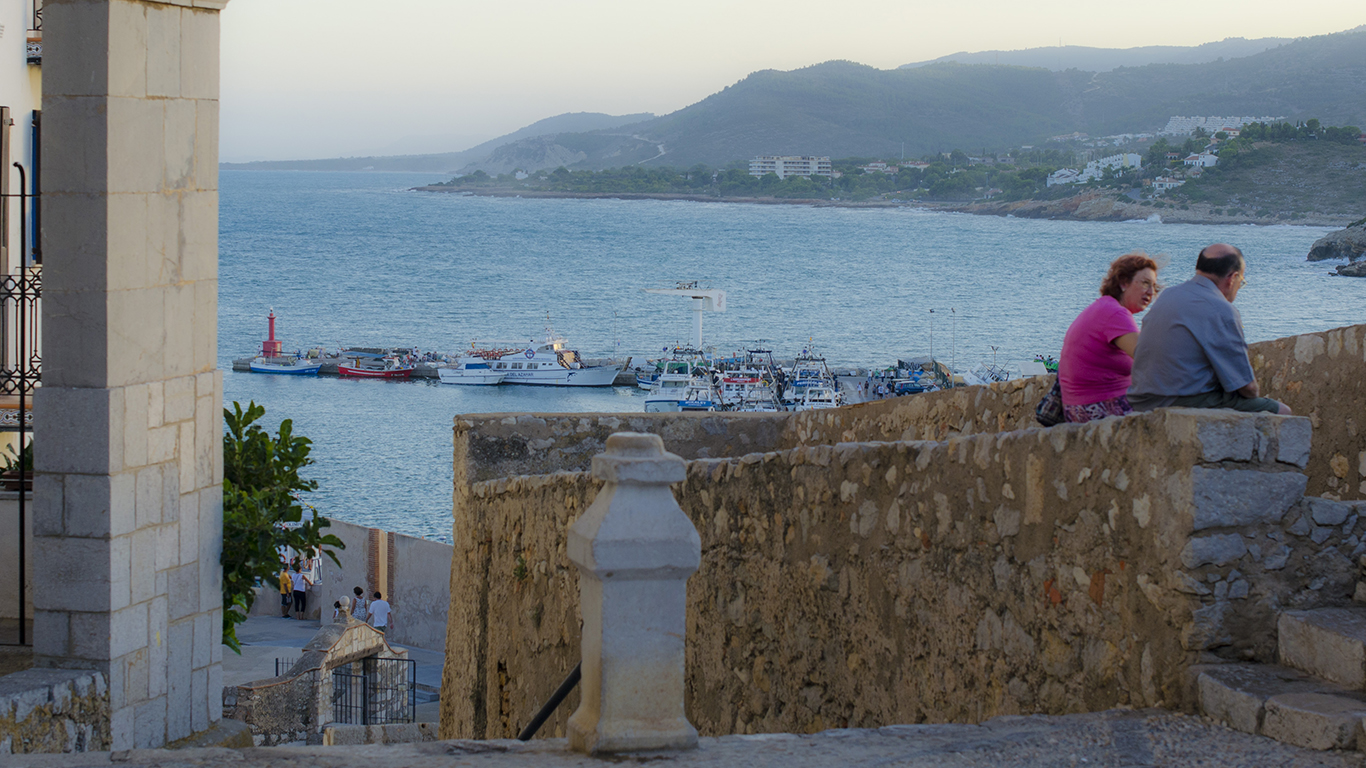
[566,433,701,754]
[338,595,353,624]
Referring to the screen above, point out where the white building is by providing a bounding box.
[1150,177,1186,193]
[1159,116,1283,136]
[749,156,833,180]
[0,0,42,271]
[858,162,893,174]
[1184,152,1219,168]
[1046,168,1082,187]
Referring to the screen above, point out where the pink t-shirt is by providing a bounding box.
[1058,295,1139,405]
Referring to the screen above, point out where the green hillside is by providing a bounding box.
[546,27,1366,169]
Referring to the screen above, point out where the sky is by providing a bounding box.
[220,1,1364,163]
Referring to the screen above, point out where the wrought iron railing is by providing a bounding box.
[332,657,416,725]
[27,1,42,65]
[0,161,38,647]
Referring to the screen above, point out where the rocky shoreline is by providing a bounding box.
[414,186,1356,228]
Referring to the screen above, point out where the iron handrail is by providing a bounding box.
[516,662,581,741]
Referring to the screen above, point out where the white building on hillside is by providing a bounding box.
[0,0,42,271]
[749,156,833,180]
[1184,152,1219,168]
[1150,177,1185,193]
[1159,116,1283,136]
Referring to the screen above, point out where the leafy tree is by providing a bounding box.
[221,401,343,652]
[949,149,970,167]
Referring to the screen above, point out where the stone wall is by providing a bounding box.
[1252,323,1366,501]
[439,409,1359,739]
[452,325,1365,506]
[315,518,453,651]
[224,619,409,746]
[0,669,109,754]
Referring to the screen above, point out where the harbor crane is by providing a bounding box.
[644,282,726,349]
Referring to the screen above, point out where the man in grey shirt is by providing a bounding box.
[1128,243,1290,415]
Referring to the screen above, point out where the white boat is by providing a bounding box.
[782,354,836,405]
[794,384,841,411]
[437,358,506,386]
[481,332,622,387]
[249,356,322,375]
[645,373,720,413]
[643,360,703,412]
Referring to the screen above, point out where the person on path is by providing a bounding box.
[351,586,368,623]
[290,563,312,620]
[1128,243,1291,415]
[278,563,292,618]
[368,591,392,633]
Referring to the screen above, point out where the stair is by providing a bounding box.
[1197,606,1366,751]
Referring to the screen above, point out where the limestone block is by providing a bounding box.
[1307,497,1353,527]
[1196,663,1327,734]
[567,433,699,754]
[1277,417,1313,468]
[33,536,113,613]
[63,471,137,539]
[146,3,182,98]
[1179,534,1247,568]
[1278,608,1366,689]
[107,194,152,292]
[195,99,220,191]
[106,287,167,387]
[34,388,123,473]
[107,98,165,195]
[164,284,196,378]
[1189,467,1307,531]
[1261,692,1366,750]
[179,7,221,101]
[1196,415,1257,462]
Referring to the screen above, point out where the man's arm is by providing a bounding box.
[1236,378,1260,398]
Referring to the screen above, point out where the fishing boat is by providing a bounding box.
[248,356,322,375]
[793,384,841,411]
[436,358,506,386]
[678,377,721,412]
[477,328,622,387]
[643,360,706,412]
[338,356,415,379]
[636,346,709,390]
[781,352,837,405]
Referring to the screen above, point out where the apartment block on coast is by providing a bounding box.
[748,155,833,180]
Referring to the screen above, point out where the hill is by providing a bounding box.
[899,36,1294,72]
[219,112,653,173]
[608,27,1366,169]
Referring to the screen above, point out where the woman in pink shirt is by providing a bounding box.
[1058,253,1160,423]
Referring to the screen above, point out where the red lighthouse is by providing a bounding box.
[261,308,283,357]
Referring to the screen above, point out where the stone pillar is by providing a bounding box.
[33,0,229,750]
[566,433,700,754]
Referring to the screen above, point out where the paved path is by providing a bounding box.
[14,709,1364,766]
[224,615,444,721]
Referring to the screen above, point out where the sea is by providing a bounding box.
[220,171,1364,540]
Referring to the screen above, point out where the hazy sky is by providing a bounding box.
[220,1,1362,163]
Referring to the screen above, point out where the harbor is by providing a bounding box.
[235,296,1048,414]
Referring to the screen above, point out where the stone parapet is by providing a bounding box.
[1251,323,1366,500]
[0,669,109,754]
[441,409,1342,739]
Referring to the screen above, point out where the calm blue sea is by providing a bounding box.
[219,171,1363,539]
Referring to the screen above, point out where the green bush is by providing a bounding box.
[221,401,343,652]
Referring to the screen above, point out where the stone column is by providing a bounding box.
[566,433,700,754]
[33,0,228,750]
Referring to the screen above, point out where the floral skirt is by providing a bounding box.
[1063,394,1133,424]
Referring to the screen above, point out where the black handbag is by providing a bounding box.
[1035,379,1064,427]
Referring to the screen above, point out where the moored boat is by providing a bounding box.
[437,358,506,386]
[479,330,622,387]
[338,356,415,378]
[249,356,323,375]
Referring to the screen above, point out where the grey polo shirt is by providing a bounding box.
[1127,274,1255,410]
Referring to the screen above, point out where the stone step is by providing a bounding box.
[1279,607,1366,689]
[1195,663,1366,750]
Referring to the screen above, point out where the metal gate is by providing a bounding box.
[332,657,416,725]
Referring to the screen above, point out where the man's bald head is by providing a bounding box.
[1196,243,1244,278]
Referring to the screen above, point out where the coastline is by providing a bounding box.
[413,186,1353,228]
